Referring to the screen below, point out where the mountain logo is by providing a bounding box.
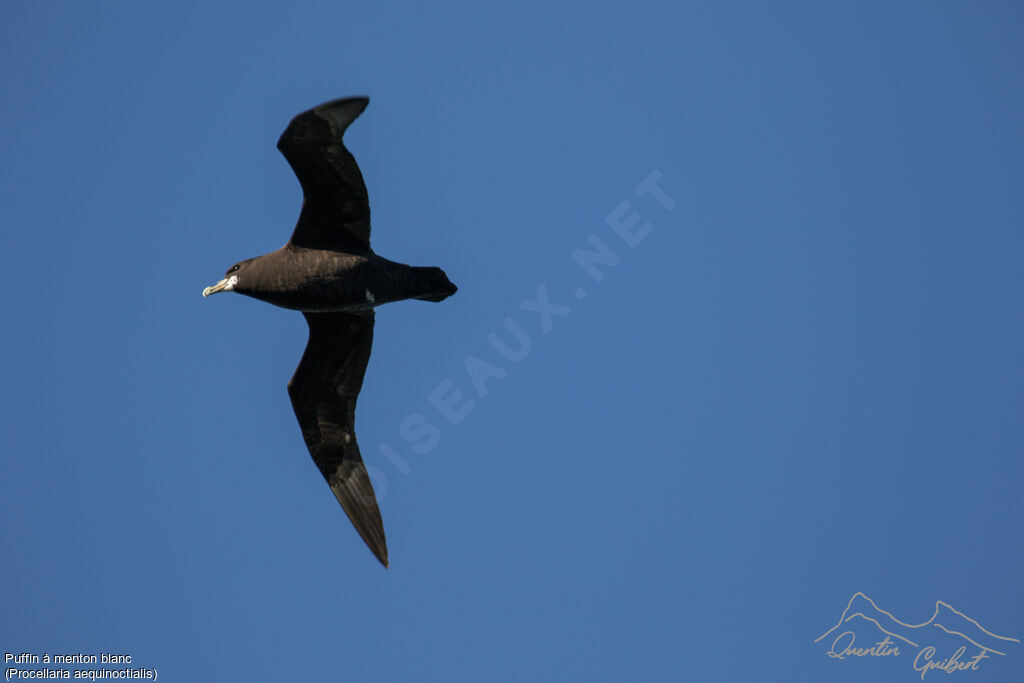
[815,592,1020,678]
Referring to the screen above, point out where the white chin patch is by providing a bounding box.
[225,275,238,290]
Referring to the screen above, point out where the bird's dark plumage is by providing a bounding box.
[288,311,385,565]
[278,98,372,253]
[203,97,456,567]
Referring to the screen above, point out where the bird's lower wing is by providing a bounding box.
[287,311,387,566]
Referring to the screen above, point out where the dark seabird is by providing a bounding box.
[202,97,456,567]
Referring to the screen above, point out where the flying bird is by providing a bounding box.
[202,97,456,567]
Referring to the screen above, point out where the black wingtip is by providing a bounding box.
[312,96,369,120]
[342,503,390,569]
[327,463,390,569]
[366,536,389,568]
[277,96,370,154]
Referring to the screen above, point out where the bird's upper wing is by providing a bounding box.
[277,97,372,253]
[287,310,387,566]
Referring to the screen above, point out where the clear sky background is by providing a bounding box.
[2,2,1022,681]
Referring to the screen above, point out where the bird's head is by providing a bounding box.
[202,259,253,298]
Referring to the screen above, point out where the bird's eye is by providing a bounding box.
[229,264,240,273]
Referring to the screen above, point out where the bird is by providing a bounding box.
[202,97,456,567]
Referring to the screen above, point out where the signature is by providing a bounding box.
[913,647,989,679]
[815,592,1019,679]
[827,632,901,659]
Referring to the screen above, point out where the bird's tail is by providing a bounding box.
[413,267,458,302]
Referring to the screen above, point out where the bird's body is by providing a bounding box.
[203,97,455,567]
[227,246,455,312]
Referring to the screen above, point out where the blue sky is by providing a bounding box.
[2,2,1023,681]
